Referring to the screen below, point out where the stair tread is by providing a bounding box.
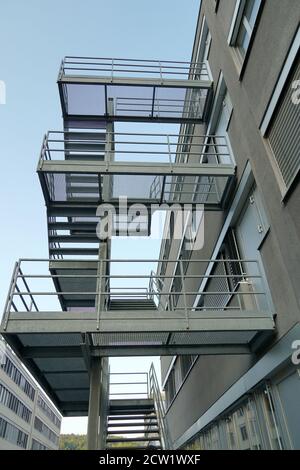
[108,422,158,427]
[107,429,160,435]
[109,408,155,415]
[107,436,161,443]
[108,299,157,311]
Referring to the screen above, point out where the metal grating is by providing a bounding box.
[45,372,89,389]
[56,390,89,402]
[33,357,86,372]
[169,331,256,345]
[17,333,82,347]
[91,332,170,347]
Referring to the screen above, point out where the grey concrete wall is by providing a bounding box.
[163,0,300,444]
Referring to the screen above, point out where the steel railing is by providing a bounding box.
[149,363,171,449]
[38,130,232,166]
[106,364,171,449]
[108,372,149,400]
[59,56,210,81]
[2,258,272,331]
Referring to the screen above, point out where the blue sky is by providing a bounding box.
[0,0,200,434]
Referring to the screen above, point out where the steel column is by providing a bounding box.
[87,356,102,450]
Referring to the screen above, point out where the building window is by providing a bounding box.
[194,17,212,80]
[180,355,197,381]
[165,369,176,407]
[0,354,35,401]
[34,417,59,446]
[37,395,61,429]
[240,425,248,441]
[0,382,32,423]
[31,438,49,450]
[260,26,300,196]
[261,385,285,449]
[213,0,220,13]
[267,59,300,192]
[0,416,28,449]
[228,0,262,63]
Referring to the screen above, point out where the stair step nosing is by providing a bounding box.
[107,437,161,443]
[108,422,158,427]
[107,429,160,435]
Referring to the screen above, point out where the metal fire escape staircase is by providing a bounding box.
[0,56,275,449]
[105,364,169,450]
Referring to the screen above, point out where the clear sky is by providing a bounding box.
[0,0,200,434]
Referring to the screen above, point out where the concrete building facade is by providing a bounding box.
[0,0,299,451]
[160,0,300,450]
[0,337,62,450]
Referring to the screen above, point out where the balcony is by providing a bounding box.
[1,258,274,412]
[38,130,235,257]
[1,257,274,356]
[58,57,213,123]
[38,130,235,206]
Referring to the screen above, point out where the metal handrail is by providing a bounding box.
[2,258,271,320]
[148,363,171,449]
[39,131,232,165]
[108,372,149,399]
[60,56,210,81]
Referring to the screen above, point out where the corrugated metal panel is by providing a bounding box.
[268,60,300,190]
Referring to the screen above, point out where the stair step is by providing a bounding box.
[108,412,156,416]
[109,408,155,416]
[108,299,157,311]
[108,416,157,421]
[107,436,160,443]
[108,421,158,427]
[107,428,160,435]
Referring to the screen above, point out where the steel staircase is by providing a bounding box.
[108,299,157,311]
[106,398,162,450]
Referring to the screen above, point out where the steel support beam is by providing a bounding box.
[87,356,102,450]
[39,160,235,177]
[59,75,212,88]
[4,310,275,334]
[90,344,252,356]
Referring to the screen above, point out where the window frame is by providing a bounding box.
[260,26,300,198]
[228,0,263,75]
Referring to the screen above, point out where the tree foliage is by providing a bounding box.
[59,434,87,450]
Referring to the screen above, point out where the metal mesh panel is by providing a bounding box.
[33,357,86,372]
[45,372,89,389]
[56,390,89,402]
[91,332,169,346]
[201,259,231,309]
[170,331,256,345]
[17,333,82,347]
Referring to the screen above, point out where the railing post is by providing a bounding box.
[179,258,189,329]
[167,135,173,169]
[96,244,107,330]
[3,261,20,331]
[111,58,114,82]
[159,60,163,83]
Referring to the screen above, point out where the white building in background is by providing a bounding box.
[0,336,61,450]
